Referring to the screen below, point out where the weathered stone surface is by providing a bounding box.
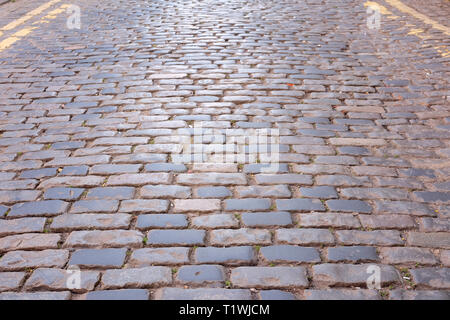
[69,248,127,268]
[407,232,450,249]
[304,289,380,300]
[336,230,404,246]
[120,199,169,213]
[173,199,221,212]
[136,214,188,229]
[359,214,416,229]
[261,245,320,263]
[236,185,291,198]
[191,214,239,229]
[389,289,449,300]
[51,214,131,231]
[312,264,400,286]
[64,230,144,248]
[101,267,172,289]
[231,267,308,288]
[195,246,256,265]
[85,289,149,300]
[225,199,271,211]
[196,186,232,198]
[107,173,170,186]
[176,265,225,284]
[326,200,372,213]
[327,246,379,263]
[0,233,60,252]
[70,200,119,213]
[255,174,312,185]
[374,200,434,216]
[298,212,360,228]
[38,176,104,189]
[412,192,450,203]
[276,228,334,245]
[210,228,271,245]
[44,187,84,200]
[176,172,247,185]
[242,212,292,227]
[0,272,26,292]
[300,186,338,198]
[410,268,450,289]
[25,268,100,293]
[380,247,438,265]
[147,229,205,246]
[129,248,190,267]
[277,199,325,211]
[0,291,71,300]
[86,187,135,200]
[141,185,191,199]
[0,218,46,237]
[1,0,449,298]
[418,218,450,232]
[154,288,252,300]
[441,250,450,267]
[8,200,68,217]
[259,290,297,300]
[0,250,69,271]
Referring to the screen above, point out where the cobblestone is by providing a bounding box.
[260,245,320,263]
[176,265,225,285]
[210,228,271,246]
[0,272,26,292]
[154,288,252,300]
[0,250,69,271]
[101,267,172,289]
[69,248,127,268]
[231,267,308,288]
[0,0,448,299]
[312,264,400,287]
[64,230,144,248]
[194,246,256,265]
[8,200,68,217]
[129,248,190,267]
[25,268,100,293]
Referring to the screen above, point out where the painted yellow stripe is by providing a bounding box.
[364,1,450,58]
[384,0,450,35]
[0,3,68,53]
[0,27,36,50]
[364,1,396,17]
[0,0,61,37]
[33,4,70,24]
[364,1,399,20]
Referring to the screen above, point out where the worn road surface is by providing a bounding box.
[0,0,449,300]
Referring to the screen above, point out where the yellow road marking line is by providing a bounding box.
[0,3,68,53]
[364,1,398,19]
[383,0,450,35]
[33,4,70,24]
[364,0,450,58]
[0,0,61,37]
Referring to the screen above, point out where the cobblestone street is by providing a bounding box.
[0,0,449,300]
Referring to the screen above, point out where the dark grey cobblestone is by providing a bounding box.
[194,246,256,265]
[85,289,149,300]
[8,200,68,217]
[43,188,84,200]
[327,246,379,263]
[69,248,127,268]
[176,265,225,285]
[241,212,292,227]
[260,245,320,263]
